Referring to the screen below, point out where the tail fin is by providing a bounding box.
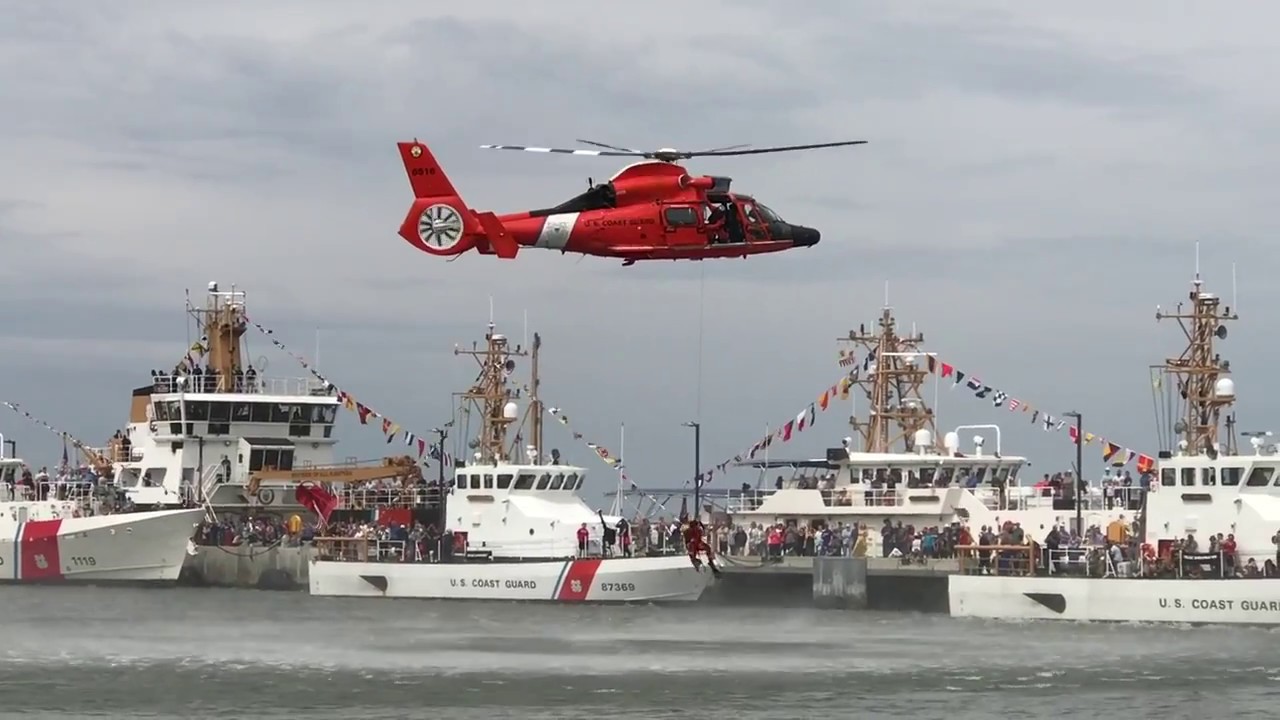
[396,141,518,259]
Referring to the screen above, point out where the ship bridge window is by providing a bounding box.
[497,474,513,489]
[936,468,954,485]
[1161,468,1176,487]
[563,473,578,491]
[208,401,231,422]
[513,474,535,490]
[1245,466,1274,487]
[535,474,551,490]
[918,467,937,487]
[1221,467,1242,486]
[1203,468,1217,486]
[186,401,209,421]
[483,474,494,489]
[470,475,482,489]
[993,467,1011,485]
[1181,468,1196,486]
[248,448,294,473]
[310,405,338,424]
[549,474,565,490]
[455,475,465,489]
[249,403,271,423]
[271,404,302,423]
[232,403,251,422]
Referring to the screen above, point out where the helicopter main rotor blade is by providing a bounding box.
[480,143,643,157]
[690,143,752,154]
[685,140,867,157]
[574,139,642,153]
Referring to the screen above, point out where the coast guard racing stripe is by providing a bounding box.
[555,559,602,601]
[19,519,64,581]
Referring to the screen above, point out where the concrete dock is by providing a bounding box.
[182,548,955,611]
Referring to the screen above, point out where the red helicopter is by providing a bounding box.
[396,139,866,266]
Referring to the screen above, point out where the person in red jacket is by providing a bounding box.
[576,523,590,557]
[683,519,722,577]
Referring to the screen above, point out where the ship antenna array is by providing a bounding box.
[453,315,541,465]
[1150,246,1239,456]
[838,296,936,453]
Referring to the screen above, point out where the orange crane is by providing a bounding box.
[245,455,422,496]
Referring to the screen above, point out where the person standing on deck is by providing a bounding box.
[576,523,590,557]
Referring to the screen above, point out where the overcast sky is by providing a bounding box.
[2,2,1278,505]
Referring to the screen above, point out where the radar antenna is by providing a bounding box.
[1152,263,1238,455]
[839,303,936,453]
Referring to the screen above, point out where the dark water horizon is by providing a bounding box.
[1,586,1278,719]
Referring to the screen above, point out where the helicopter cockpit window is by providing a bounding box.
[740,202,761,224]
[663,206,698,227]
[756,204,782,222]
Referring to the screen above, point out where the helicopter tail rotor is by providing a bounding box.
[397,141,519,259]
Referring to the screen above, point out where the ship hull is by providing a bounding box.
[0,508,203,584]
[949,574,1280,625]
[310,555,711,603]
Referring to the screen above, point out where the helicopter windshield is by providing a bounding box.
[755,204,783,222]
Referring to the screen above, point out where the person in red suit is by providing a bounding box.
[683,519,722,577]
[576,523,590,557]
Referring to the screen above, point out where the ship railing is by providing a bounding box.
[956,543,1036,576]
[150,374,334,397]
[1,480,100,505]
[334,486,442,510]
[980,486,1145,513]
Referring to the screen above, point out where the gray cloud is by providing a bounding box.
[1,3,1277,500]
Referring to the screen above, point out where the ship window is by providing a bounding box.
[469,475,481,489]
[310,405,338,423]
[1160,468,1176,487]
[483,474,494,489]
[249,448,294,473]
[497,474,513,489]
[514,474,536,490]
[549,474,565,490]
[455,475,465,489]
[936,468,954,485]
[919,467,937,486]
[1181,468,1196,486]
[563,473,578,490]
[270,404,296,423]
[535,474,551,490]
[663,206,698,227]
[153,402,170,421]
[288,422,311,438]
[1202,468,1217,486]
[1220,467,1242,486]
[208,401,231,422]
[232,403,251,421]
[186,401,209,421]
[249,403,271,423]
[1245,466,1274,487]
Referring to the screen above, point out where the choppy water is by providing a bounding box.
[0,587,1278,719]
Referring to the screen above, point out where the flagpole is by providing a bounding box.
[612,423,625,516]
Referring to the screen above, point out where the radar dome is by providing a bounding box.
[502,401,519,419]
[943,432,960,453]
[914,429,934,448]
[1214,377,1236,399]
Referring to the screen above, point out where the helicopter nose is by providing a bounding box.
[791,225,820,248]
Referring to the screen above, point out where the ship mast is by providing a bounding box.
[193,282,247,381]
[839,304,935,453]
[454,323,530,465]
[1153,270,1238,455]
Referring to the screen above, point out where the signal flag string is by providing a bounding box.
[692,348,1157,487]
[0,401,95,465]
[242,316,454,466]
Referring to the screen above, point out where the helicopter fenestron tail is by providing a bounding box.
[396,141,519,259]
